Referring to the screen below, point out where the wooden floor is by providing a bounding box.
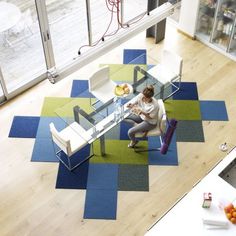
[1,21,236,236]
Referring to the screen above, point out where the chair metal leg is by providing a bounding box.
[52,140,94,171]
[163,77,181,101]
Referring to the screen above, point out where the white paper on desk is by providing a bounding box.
[96,124,104,132]
[202,203,228,227]
[204,224,229,230]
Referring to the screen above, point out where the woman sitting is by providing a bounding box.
[126,85,159,148]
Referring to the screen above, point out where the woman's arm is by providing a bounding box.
[139,110,152,119]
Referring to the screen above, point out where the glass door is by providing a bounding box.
[196,0,217,42]
[122,0,147,24]
[0,0,47,98]
[227,2,236,55]
[0,67,6,103]
[45,0,89,67]
[211,0,236,51]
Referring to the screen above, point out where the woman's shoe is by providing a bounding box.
[128,140,139,148]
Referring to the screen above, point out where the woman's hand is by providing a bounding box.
[127,103,134,108]
[131,107,142,115]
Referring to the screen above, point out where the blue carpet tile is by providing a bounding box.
[9,116,40,138]
[57,144,91,168]
[148,133,178,165]
[200,100,228,121]
[56,161,89,189]
[36,116,66,138]
[119,121,133,140]
[172,82,199,100]
[84,189,117,219]
[31,137,58,162]
[70,80,95,98]
[86,163,119,190]
[123,49,147,64]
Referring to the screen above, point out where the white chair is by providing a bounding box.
[11,9,33,36]
[88,66,117,105]
[134,99,167,152]
[146,49,183,100]
[49,122,94,171]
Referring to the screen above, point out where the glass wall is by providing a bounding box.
[0,0,173,104]
[0,0,47,94]
[90,0,122,47]
[122,0,147,23]
[46,0,88,67]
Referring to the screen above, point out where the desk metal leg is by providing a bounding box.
[160,85,164,100]
[100,135,105,156]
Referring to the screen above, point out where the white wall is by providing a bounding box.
[178,0,200,37]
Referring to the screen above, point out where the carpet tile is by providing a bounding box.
[90,140,148,165]
[41,97,94,117]
[36,116,66,138]
[56,161,89,189]
[87,163,118,190]
[84,189,117,219]
[165,100,201,120]
[9,116,40,138]
[71,80,95,98]
[123,49,147,64]
[31,137,58,162]
[100,64,147,82]
[172,82,199,100]
[148,134,178,165]
[176,120,205,142]
[200,100,228,121]
[118,164,149,191]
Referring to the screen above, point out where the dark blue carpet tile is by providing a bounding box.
[200,100,229,121]
[9,116,40,138]
[172,82,199,100]
[118,164,149,191]
[119,121,133,140]
[123,49,147,64]
[86,163,118,190]
[83,189,117,219]
[36,116,66,138]
[31,137,58,162]
[70,80,94,98]
[176,120,205,142]
[57,144,91,168]
[148,133,178,165]
[55,160,89,189]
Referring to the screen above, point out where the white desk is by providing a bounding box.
[0,2,21,46]
[145,147,236,236]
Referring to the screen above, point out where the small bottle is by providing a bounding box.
[202,192,212,208]
[114,98,121,122]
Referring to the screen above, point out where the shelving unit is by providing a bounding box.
[196,0,236,60]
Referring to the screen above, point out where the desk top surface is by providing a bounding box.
[146,148,236,236]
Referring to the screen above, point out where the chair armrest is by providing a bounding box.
[69,122,92,142]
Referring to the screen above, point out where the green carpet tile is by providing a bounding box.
[100,64,147,82]
[164,100,201,121]
[90,139,148,165]
[41,97,95,117]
